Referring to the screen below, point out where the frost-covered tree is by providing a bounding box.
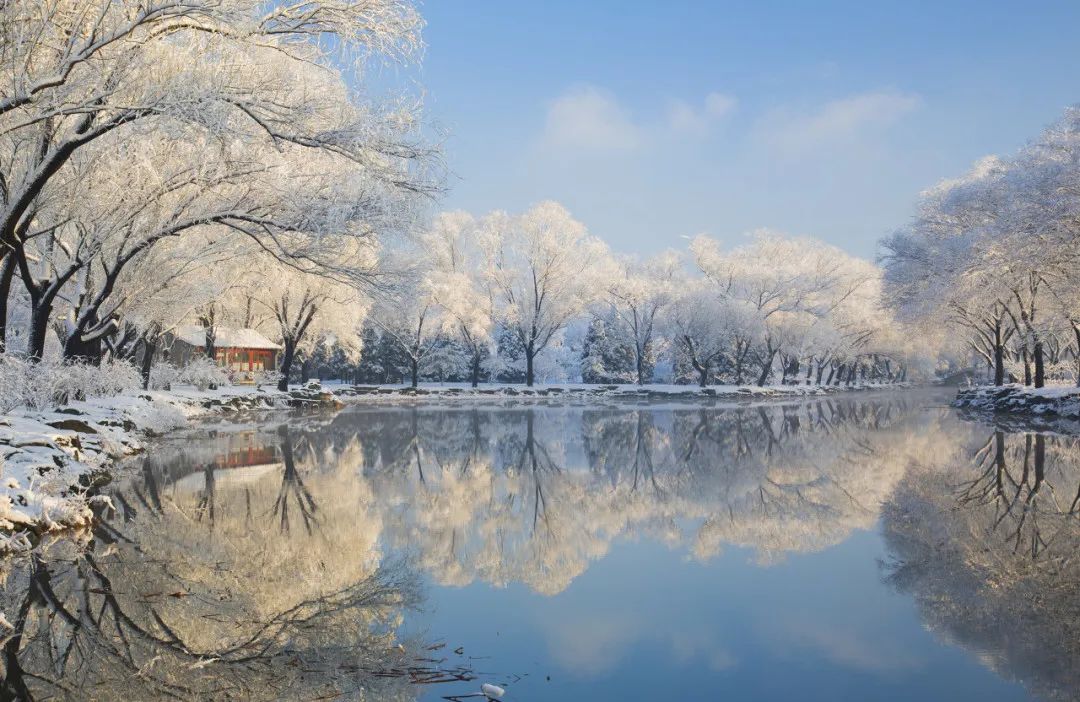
[681,230,911,387]
[580,316,636,384]
[883,108,1080,388]
[240,255,368,391]
[667,284,755,387]
[421,211,496,386]
[692,232,857,385]
[368,280,445,388]
[480,202,608,386]
[602,251,680,384]
[0,0,435,360]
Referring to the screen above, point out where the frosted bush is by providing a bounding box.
[149,363,181,390]
[255,370,282,388]
[0,356,34,412]
[0,356,141,411]
[95,360,143,396]
[179,358,230,391]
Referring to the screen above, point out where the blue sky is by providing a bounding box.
[409,1,1080,259]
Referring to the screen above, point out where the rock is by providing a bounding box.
[46,419,98,435]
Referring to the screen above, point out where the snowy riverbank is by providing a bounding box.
[0,384,342,551]
[953,384,1080,420]
[2,380,905,552]
[333,381,907,404]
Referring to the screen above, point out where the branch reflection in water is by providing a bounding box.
[883,418,1080,702]
[5,393,1079,701]
[0,424,472,701]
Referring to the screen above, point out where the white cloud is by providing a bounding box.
[705,92,738,118]
[667,92,737,135]
[767,617,925,673]
[756,89,922,154]
[541,611,641,675]
[541,85,641,152]
[669,631,739,671]
[540,86,737,152]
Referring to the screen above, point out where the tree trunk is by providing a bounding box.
[756,355,774,387]
[994,325,1005,386]
[471,350,481,388]
[300,358,310,383]
[204,328,216,363]
[1022,348,1032,386]
[1034,340,1045,389]
[0,254,13,353]
[27,306,52,361]
[410,357,419,388]
[140,336,158,390]
[63,318,105,364]
[698,362,709,388]
[278,342,295,391]
[1074,326,1080,387]
[636,344,646,385]
[525,342,535,387]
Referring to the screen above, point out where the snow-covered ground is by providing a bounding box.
[332,380,906,403]
[0,384,334,551]
[954,383,1080,418]
[2,380,904,553]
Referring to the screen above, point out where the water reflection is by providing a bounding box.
[882,423,1080,702]
[3,393,1079,700]
[242,397,915,595]
[0,423,467,701]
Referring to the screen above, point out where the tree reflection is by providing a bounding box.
[120,395,932,596]
[0,425,462,701]
[883,422,1080,702]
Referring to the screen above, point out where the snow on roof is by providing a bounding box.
[174,325,282,350]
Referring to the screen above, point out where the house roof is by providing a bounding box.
[174,325,282,351]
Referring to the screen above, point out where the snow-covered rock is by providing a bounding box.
[954,384,1080,419]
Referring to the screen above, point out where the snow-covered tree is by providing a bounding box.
[241,255,368,391]
[0,0,435,360]
[883,108,1080,387]
[421,211,496,386]
[602,251,680,384]
[580,316,636,384]
[368,280,445,388]
[668,283,757,387]
[480,202,608,386]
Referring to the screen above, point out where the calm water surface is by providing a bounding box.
[3,390,1079,701]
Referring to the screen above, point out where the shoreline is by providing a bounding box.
[953,384,1080,422]
[0,384,341,551]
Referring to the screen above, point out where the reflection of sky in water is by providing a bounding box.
[9,390,1074,701]
[419,529,1028,701]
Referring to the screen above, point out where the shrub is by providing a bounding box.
[178,357,230,391]
[255,370,282,389]
[149,363,180,391]
[0,356,141,412]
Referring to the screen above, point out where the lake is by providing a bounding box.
[3,389,1078,701]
